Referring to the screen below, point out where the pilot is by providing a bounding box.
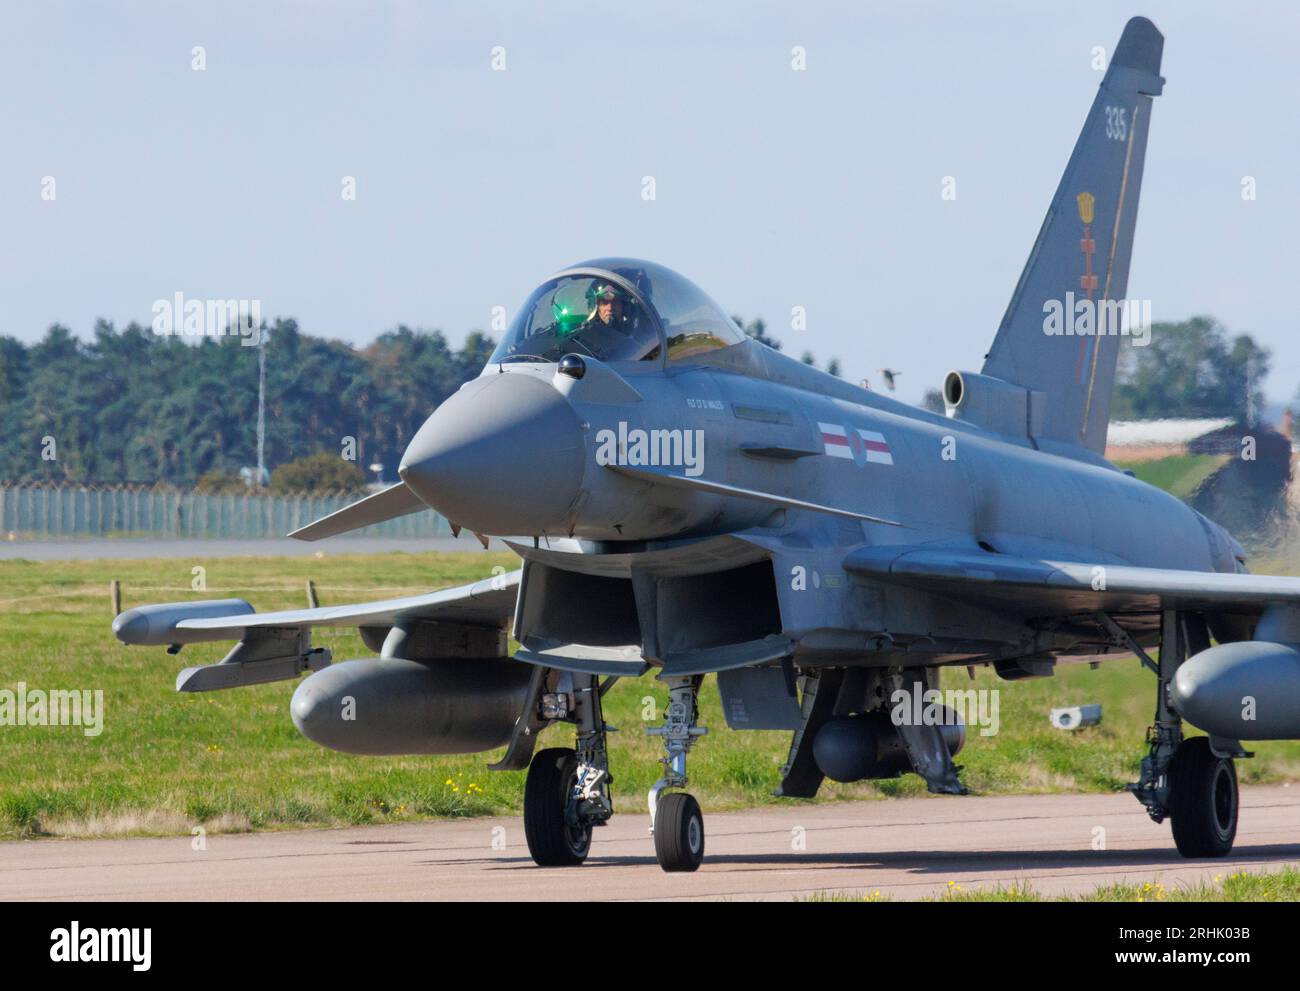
[586,285,625,330]
[568,283,637,358]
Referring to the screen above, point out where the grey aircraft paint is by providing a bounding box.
[112,18,1300,867]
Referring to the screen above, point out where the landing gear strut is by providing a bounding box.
[647,675,707,872]
[522,673,613,867]
[1119,609,1242,858]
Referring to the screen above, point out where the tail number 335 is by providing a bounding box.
[1104,105,1128,141]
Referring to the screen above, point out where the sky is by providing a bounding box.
[2,1,1298,408]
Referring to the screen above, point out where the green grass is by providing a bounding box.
[1074,867,1300,902]
[1112,454,1229,501]
[2,551,1300,840]
[805,866,1300,902]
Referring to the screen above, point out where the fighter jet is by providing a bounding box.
[115,17,1295,872]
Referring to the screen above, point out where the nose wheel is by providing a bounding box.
[653,792,705,871]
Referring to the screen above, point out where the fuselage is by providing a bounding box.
[390,342,1244,667]
[533,343,1238,578]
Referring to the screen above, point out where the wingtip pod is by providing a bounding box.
[1113,16,1164,76]
[112,598,255,646]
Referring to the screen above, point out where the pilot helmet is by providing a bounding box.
[587,283,623,306]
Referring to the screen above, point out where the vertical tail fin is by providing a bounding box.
[981,16,1164,455]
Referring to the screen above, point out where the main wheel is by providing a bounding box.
[523,747,591,866]
[654,792,705,872]
[1168,737,1238,858]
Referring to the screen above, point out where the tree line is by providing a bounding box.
[0,320,493,487]
[0,314,1273,488]
[1111,316,1271,421]
[0,316,843,489]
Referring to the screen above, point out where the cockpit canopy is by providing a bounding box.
[489,258,746,366]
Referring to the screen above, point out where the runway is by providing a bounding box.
[4,786,1299,901]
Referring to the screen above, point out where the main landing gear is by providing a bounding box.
[1114,609,1245,857]
[523,673,613,867]
[521,671,710,872]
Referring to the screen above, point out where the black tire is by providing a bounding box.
[654,793,705,872]
[523,747,591,866]
[1168,737,1238,858]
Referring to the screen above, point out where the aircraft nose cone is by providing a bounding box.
[399,373,586,535]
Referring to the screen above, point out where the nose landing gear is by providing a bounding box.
[647,675,708,872]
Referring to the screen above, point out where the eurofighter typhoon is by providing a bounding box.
[116,18,1295,872]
